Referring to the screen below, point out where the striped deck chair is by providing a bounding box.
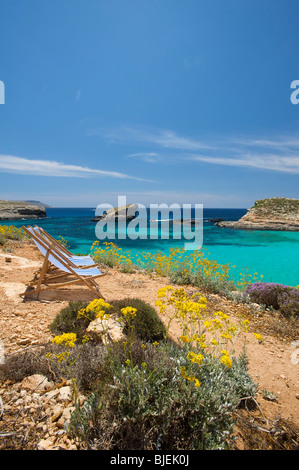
[21,226,106,299]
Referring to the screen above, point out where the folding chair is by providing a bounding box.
[21,226,106,299]
[34,226,96,267]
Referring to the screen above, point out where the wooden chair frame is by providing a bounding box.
[21,226,106,299]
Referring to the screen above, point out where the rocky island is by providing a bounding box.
[0,200,47,220]
[91,203,138,222]
[215,197,299,231]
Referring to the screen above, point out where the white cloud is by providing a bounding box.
[88,125,216,151]
[0,155,152,181]
[91,124,299,175]
[191,153,299,174]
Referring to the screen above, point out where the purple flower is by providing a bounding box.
[246,282,299,317]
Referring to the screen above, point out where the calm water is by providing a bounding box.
[1,207,299,287]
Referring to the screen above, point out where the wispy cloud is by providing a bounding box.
[191,153,299,174]
[88,125,216,151]
[127,152,160,163]
[0,155,153,181]
[90,124,299,175]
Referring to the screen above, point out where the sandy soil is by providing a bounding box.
[0,240,298,428]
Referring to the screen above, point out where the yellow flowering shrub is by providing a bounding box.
[153,286,263,386]
[90,241,263,294]
[46,332,89,403]
[0,225,26,245]
[77,298,113,321]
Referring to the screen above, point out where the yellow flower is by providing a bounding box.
[187,351,204,365]
[253,333,263,343]
[180,367,201,387]
[180,366,189,380]
[96,310,110,320]
[52,332,77,348]
[121,306,137,319]
[220,355,232,368]
[86,298,113,314]
[179,335,191,343]
[157,288,166,298]
[220,332,232,340]
[77,308,86,319]
[194,378,201,387]
[220,350,232,368]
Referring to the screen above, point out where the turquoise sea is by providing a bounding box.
[1,207,299,287]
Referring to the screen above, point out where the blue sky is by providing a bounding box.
[1,0,299,208]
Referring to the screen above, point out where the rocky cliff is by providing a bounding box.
[215,197,299,231]
[0,200,47,220]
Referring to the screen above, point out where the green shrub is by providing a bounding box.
[110,298,166,343]
[169,266,236,296]
[68,342,257,450]
[0,341,108,394]
[49,301,90,340]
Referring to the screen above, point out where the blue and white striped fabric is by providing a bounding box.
[27,227,102,277]
[34,227,96,267]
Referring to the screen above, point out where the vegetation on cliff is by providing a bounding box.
[216,197,299,231]
[251,197,299,219]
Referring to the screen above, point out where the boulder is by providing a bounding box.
[21,374,54,392]
[87,315,125,343]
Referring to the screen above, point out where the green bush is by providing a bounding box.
[49,301,90,340]
[110,298,166,343]
[68,342,257,450]
[49,297,166,345]
[0,341,108,394]
[169,267,236,296]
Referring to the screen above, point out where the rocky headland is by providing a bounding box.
[215,197,299,231]
[0,200,47,220]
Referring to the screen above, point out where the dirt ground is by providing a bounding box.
[0,240,298,442]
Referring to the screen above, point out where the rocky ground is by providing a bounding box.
[0,240,298,450]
